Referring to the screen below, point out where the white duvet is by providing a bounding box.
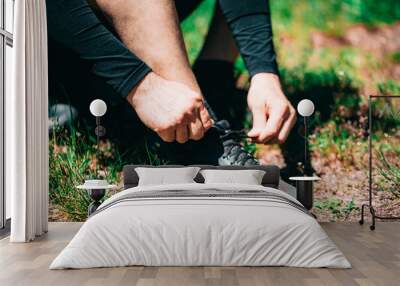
[50,183,350,269]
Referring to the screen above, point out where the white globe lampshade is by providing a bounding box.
[297,99,315,117]
[89,99,107,117]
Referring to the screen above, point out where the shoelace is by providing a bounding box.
[213,124,259,166]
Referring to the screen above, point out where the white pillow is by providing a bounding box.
[135,167,200,186]
[200,169,266,185]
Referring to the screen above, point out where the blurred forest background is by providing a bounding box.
[49,0,400,222]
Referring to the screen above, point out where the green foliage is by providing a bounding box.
[311,120,369,167]
[376,149,400,198]
[280,64,360,126]
[281,65,356,95]
[242,140,257,156]
[340,0,400,26]
[314,197,358,220]
[234,57,247,78]
[271,0,400,34]
[315,198,342,215]
[181,0,215,63]
[377,81,400,96]
[49,126,160,221]
[371,97,400,132]
[391,52,400,64]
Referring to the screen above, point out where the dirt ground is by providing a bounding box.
[311,22,400,95]
[256,142,400,222]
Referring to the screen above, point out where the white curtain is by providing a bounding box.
[7,0,49,242]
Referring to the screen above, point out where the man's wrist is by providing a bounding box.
[126,72,155,106]
[250,72,282,88]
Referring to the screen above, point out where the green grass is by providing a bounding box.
[311,121,367,166]
[181,0,215,63]
[376,147,400,198]
[391,52,400,63]
[377,80,400,95]
[271,0,400,33]
[49,125,161,221]
[314,197,358,221]
[49,127,120,220]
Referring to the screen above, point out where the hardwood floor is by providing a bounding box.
[0,222,399,286]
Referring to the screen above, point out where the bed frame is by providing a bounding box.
[122,164,281,189]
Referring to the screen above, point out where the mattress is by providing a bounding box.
[50,183,350,269]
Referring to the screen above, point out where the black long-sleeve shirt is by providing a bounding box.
[219,0,278,76]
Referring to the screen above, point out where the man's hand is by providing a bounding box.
[127,72,213,143]
[247,73,296,144]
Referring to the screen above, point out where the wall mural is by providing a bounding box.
[47,0,400,222]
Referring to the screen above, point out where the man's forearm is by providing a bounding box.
[96,0,201,94]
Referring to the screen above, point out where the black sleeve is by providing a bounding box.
[46,0,151,98]
[218,0,278,77]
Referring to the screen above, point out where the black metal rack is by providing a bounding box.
[359,95,400,230]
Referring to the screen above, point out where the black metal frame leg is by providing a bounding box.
[359,203,400,231]
[359,204,375,230]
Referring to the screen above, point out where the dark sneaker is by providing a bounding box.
[213,120,259,166]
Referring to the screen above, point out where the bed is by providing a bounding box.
[50,165,350,269]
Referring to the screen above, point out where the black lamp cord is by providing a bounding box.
[303,116,309,176]
[95,116,100,177]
